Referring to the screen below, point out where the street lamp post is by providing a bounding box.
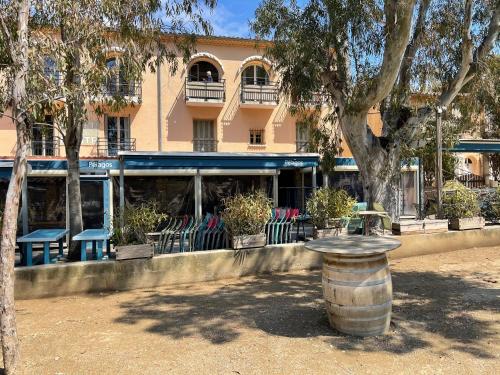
[436,106,444,218]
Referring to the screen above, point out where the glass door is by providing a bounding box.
[80,177,110,230]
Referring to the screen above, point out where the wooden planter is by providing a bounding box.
[232,233,266,250]
[313,218,344,239]
[392,221,424,236]
[115,244,154,261]
[449,217,485,231]
[423,219,449,234]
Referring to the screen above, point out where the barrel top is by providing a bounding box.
[304,236,401,256]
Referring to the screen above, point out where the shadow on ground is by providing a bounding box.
[113,270,498,358]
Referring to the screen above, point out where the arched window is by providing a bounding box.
[105,57,130,95]
[188,61,219,82]
[242,65,269,85]
[465,158,473,165]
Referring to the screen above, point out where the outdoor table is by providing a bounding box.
[295,214,311,242]
[17,229,68,266]
[357,210,388,235]
[305,236,401,336]
[73,229,111,261]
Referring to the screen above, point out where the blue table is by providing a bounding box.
[73,229,111,261]
[17,229,69,266]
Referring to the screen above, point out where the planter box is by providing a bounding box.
[115,244,154,261]
[423,219,449,234]
[449,217,485,231]
[392,221,424,236]
[232,233,267,250]
[313,227,343,239]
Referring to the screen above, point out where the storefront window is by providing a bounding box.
[331,172,364,202]
[27,177,66,231]
[113,176,195,216]
[202,175,272,215]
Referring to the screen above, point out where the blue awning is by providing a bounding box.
[450,139,500,153]
[119,151,320,170]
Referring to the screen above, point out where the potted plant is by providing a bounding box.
[442,181,484,230]
[112,202,168,260]
[222,191,272,249]
[478,187,500,224]
[307,187,356,239]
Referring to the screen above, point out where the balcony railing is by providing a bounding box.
[97,137,136,157]
[185,79,225,103]
[193,139,217,152]
[296,141,310,153]
[102,77,142,100]
[29,140,60,156]
[240,80,279,105]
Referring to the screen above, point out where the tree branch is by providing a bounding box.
[362,0,417,111]
[462,2,500,87]
[438,0,474,107]
[0,12,14,61]
[397,0,430,95]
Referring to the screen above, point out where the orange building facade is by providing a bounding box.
[0,35,418,232]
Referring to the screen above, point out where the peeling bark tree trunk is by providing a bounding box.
[340,114,401,219]
[65,144,83,260]
[0,123,28,375]
[0,1,30,372]
[61,26,84,260]
[63,97,84,260]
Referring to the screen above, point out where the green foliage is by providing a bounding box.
[306,187,356,229]
[442,180,480,219]
[222,191,272,237]
[478,187,500,223]
[112,202,168,245]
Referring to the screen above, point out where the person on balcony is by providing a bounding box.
[206,70,213,82]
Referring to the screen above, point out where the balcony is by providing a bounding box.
[97,137,136,157]
[296,141,310,153]
[101,77,142,103]
[240,81,279,108]
[185,79,225,107]
[193,139,217,152]
[29,140,60,157]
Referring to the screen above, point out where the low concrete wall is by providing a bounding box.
[15,227,500,299]
[390,226,500,260]
[15,243,322,300]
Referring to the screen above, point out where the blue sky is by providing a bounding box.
[204,1,261,38]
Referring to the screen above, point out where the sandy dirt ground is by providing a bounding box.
[10,246,500,375]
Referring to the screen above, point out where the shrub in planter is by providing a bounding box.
[478,187,500,223]
[112,202,168,246]
[222,191,272,249]
[307,187,356,237]
[442,181,483,230]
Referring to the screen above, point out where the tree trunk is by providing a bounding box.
[65,146,83,260]
[0,124,28,375]
[0,0,30,372]
[340,114,401,220]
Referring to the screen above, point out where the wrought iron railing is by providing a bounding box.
[103,77,142,99]
[240,80,279,104]
[185,78,226,102]
[456,173,485,189]
[29,140,60,156]
[97,137,136,157]
[193,139,217,152]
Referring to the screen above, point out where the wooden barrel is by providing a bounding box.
[322,252,392,336]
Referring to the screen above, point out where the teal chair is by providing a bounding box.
[347,202,367,234]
